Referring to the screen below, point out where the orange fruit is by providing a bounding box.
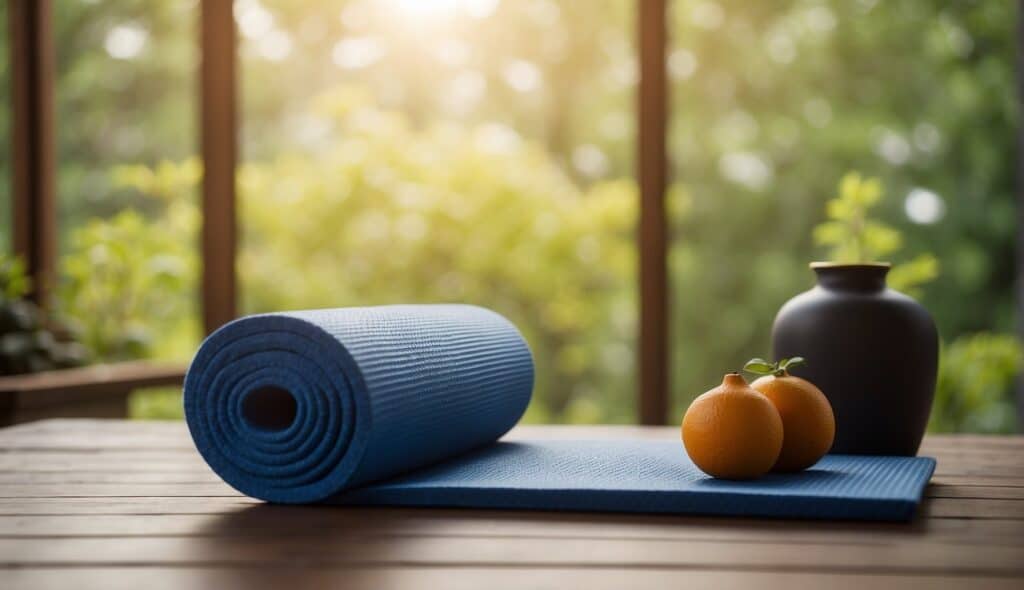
[751,372,835,472]
[681,373,783,480]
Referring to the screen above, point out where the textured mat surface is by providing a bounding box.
[336,440,936,521]
[184,305,534,503]
[185,305,934,520]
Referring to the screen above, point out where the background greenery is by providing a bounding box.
[0,1,1019,431]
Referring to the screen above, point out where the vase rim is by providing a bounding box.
[809,261,892,270]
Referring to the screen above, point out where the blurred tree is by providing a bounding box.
[931,333,1023,433]
[51,0,196,241]
[665,1,1018,416]
[0,1,1018,427]
[0,255,87,375]
[65,95,637,422]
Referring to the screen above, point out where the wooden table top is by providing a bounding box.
[0,420,1021,589]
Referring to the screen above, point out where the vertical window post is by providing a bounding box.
[200,0,238,334]
[637,0,670,425]
[1017,0,1024,425]
[9,0,56,306]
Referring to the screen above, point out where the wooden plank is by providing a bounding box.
[921,498,1024,520]
[2,467,1021,493]
[1,445,1020,478]
[0,450,1011,477]
[0,364,186,426]
[931,475,1024,488]
[1,509,1022,546]
[5,395,128,426]
[0,471,221,484]
[926,484,1024,500]
[0,455,210,474]
[637,0,670,425]
[0,481,1020,501]
[5,567,1018,590]
[0,363,186,398]
[0,482,239,498]
[0,497,258,515]
[0,534,1021,575]
[199,0,238,333]
[2,422,1024,584]
[2,420,1022,450]
[8,0,56,304]
[0,495,1019,521]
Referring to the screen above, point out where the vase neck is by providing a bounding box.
[812,263,890,293]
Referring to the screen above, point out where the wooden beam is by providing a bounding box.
[637,0,669,425]
[199,0,238,334]
[0,361,187,426]
[1017,0,1024,427]
[8,0,56,306]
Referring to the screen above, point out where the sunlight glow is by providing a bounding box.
[905,188,946,225]
[387,0,462,19]
[385,0,499,21]
[104,24,148,60]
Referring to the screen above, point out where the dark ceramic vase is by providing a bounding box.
[771,263,938,456]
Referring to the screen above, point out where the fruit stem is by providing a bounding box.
[722,373,747,387]
[743,356,806,378]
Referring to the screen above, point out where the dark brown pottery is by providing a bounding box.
[771,263,938,456]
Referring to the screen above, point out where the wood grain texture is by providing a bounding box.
[0,363,186,426]
[7,567,1020,590]
[199,0,238,333]
[0,363,186,398]
[637,0,670,426]
[0,420,1021,589]
[8,0,57,305]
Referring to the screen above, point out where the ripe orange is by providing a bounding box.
[750,372,835,472]
[744,357,835,472]
[681,373,783,480]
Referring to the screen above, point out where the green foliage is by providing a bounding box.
[814,172,890,263]
[814,172,940,297]
[3,1,1018,430]
[237,92,637,422]
[930,333,1023,433]
[887,255,940,297]
[56,163,200,361]
[0,257,31,301]
[663,1,1017,421]
[128,386,185,420]
[60,95,636,422]
[744,356,805,377]
[0,255,88,375]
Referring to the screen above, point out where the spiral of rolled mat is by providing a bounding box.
[184,305,534,503]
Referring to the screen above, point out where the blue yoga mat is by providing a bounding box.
[185,305,935,521]
[336,440,936,521]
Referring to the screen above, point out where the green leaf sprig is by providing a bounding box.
[812,172,940,297]
[743,357,806,377]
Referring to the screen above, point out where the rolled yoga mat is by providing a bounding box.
[185,304,935,521]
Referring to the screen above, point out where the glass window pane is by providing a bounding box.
[668,1,1019,432]
[53,0,200,367]
[239,0,637,423]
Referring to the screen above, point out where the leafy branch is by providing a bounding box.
[813,172,940,297]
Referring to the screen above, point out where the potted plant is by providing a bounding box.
[772,173,939,456]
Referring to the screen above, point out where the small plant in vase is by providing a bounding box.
[771,173,939,456]
[812,172,939,297]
